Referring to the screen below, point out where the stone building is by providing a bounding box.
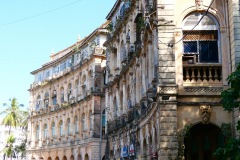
[26,23,108,160]
[104,0,240,160]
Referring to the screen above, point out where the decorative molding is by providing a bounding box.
[158,86,177,94]
[184,87,223,93]
[195,0,203,10]
[200,105,211,124]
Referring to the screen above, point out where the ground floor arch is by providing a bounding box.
[184,123,224,160]
[84,154,89,160]
[77,154,82,160]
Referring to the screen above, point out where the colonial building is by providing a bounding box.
[27,23,108,160]
[104,0,239,160]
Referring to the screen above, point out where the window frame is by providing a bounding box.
[182,12,221,64]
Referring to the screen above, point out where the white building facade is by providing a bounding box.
[27,23,108,160]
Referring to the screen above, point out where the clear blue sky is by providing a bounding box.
[0,0,115,116]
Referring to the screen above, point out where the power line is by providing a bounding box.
[0,0,83,27]
[158,0,215,47]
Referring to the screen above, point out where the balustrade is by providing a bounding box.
[183,64,222,84]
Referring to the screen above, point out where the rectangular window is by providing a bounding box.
[183,30,218,63]
[60,62,66,71]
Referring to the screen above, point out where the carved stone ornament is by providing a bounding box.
[200,105,211,124]
[195,0,204,10]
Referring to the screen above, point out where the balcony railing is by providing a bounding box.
[183,64,222,85]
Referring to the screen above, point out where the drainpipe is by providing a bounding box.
[99,104,103,160]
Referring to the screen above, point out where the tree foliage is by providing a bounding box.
[221,64,240,111]
[0,98,28,159]
[3,134,16,160]
[0,98,25,134]
[214,63,240,159]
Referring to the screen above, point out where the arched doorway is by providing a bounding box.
[55,157,59,160]
[63,156,67,160]
[77,154,82,160]
[84,154,89,160]
[70,155,74,160]
[102,155,105,160]
[184,123,223,160]
[47,157,52,160]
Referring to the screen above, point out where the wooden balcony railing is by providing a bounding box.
[183,64,222,84]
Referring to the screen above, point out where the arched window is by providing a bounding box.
[113,97,118,116]
[102,109,106,136]
[36,95,41,111]
[68,83,72,102]
[75,79,79,97]
[182,13,220,63]
[102,109,106,127]
[43,124,48,138]
[74,115,78,133]
[51,122,56,137]
[44,92,49,109]
[52,90,57,106]
[82,113,86,131]
[120,41,126,63]
[89,110,93,130]
[36,125,39,140]
[61,87,64,103]
[59,120,63,136]
[67,118,71,135]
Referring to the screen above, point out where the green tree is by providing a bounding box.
[15,142,26,160]
[3,134,16,160]
[214,63,240,159]
[0,98,24,134]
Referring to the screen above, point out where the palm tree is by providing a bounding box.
[15,143,26,160]
[3,134,16,160]
[0,98,24,134]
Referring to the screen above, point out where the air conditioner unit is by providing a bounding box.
[129,44,135,53]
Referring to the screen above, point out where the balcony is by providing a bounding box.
[183,63,222,86]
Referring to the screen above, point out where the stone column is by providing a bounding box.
[158,86,178,160]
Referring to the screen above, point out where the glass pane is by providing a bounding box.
[199,41,218,63]
[183,13,217,30]
[183,41,197,53]
[102,115,106,127]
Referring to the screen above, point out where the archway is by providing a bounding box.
[84,154,89,160]
[70,155,74,160]
[102,155,105,160]
[47,157,52,160]
[55,157,59,160]
[63,156,67,160]
[184,123,223,160]
[77,154,82,160]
